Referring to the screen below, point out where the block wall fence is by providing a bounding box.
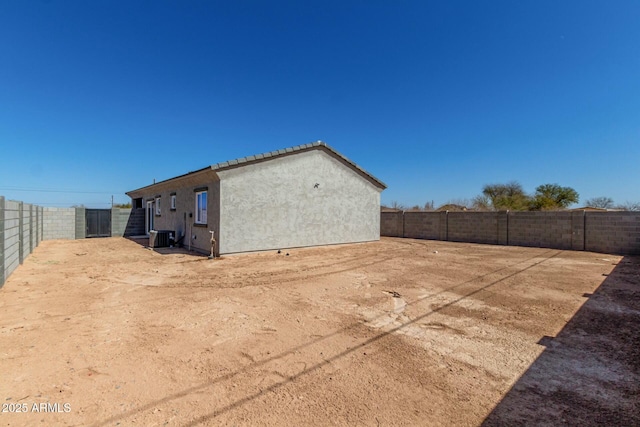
[0,197,44,287]
[1,196,145,287]
[381,210,640,255]
[4,197,638,285]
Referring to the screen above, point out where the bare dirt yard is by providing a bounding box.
[1,237,638,426]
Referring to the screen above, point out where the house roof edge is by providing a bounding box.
[126,141,386,196]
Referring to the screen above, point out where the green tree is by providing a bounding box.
[585,197,614,209]
[482,181,530,210]
[530,184,579,210]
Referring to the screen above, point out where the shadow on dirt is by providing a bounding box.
[125,236,209,258]
[482,256,640,426]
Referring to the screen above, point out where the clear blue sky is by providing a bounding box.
[1,1,638,208]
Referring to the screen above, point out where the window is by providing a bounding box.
[155,197,161,215]
[170,194,176,210]
[195,191,207,225]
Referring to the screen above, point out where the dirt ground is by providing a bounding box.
[0,237,638,426]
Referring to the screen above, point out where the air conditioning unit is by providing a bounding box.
[149,230,175,248]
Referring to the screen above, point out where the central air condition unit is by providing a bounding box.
[149,230,175,248]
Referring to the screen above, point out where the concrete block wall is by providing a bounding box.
[571,211,585,251]
[1,199,145,286]
[111,208,128,237]
[30,205,38,254]
[585,211,640,255]
[403,211,442,240]
[381,210,639,255]
[1,198,44,287]
[497,211,509,245]
[380,211,404,237]
[508,211,573,250]
[2,199,20,286]
[447,212,499,244]
[75,207,86,239]
[22,204,30,262]
[41,207,143,240]
[43,207,76,240]
[112,208,145,237]
[124,208,145,236]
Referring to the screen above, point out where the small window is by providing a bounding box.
[155,197,161,215]
[195,191,207,225]
[171,194,176,210]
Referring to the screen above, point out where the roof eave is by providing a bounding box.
[126,166,217,198]
[126,141,387,197]
[210,142,387,190]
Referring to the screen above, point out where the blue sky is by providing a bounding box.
[1,1,638,208]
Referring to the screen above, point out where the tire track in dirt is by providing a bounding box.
[162,250,406,290]
[5,238,586,427]
[90,249,564,427]
[161,238,520,292]
[3,248,559,334]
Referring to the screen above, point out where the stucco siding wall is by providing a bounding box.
[218,149,381,254]
[139,179,220,254]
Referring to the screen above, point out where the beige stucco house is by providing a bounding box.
[126,142,386,255]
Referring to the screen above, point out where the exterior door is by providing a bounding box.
[146,201,154,235]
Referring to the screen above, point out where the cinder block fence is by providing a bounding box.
[43,207,76,240]
[1,196,145,287]
[381,210,640,255]
[4,195,639,286]
[0,197,44,286]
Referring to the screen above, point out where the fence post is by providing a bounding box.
[75,207,86,239]
[35,205,40,246]
[571,210,585,251]
[18,202,24,264]
[29,204,34,255]
[40,207,43,243]
[498,211,509,245]
[438,211,448,241]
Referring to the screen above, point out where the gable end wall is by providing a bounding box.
[218,149,381,254]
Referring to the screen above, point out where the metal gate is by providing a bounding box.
[86,209,111,238]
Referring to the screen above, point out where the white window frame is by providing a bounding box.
[171,194,176,210]
[195,191,207,225]
[155,197,161,215]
